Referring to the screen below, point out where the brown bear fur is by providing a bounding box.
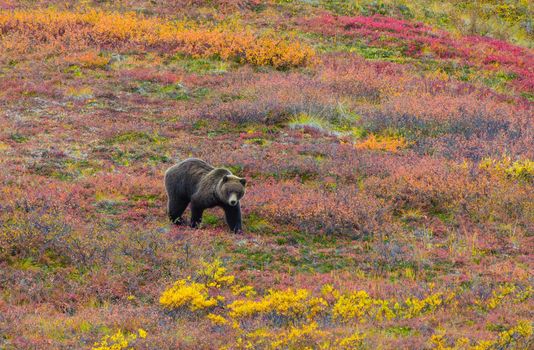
[164,158,246,233]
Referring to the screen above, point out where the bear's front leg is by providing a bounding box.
[224,203,243,234]
[190,205,204,229]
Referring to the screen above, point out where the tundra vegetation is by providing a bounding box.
[0,1,532,349]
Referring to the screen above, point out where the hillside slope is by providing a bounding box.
[0,1,532,349]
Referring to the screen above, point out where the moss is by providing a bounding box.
[130,194,159,204]
[30,157,101,181]
[106,131,167,145]
[171,55,231,74]
[386,326,413,337]
[192,119,209,130]
[11,257,41,272]
[520,92,534,101]
[133,81,210,101]
[244,137,269,146]
[202,213,220,226]
[235,247,273,270]
[95,200,126,215]
[110,149,139,166]
[245,213,273,233]
[220,93,245,102]
[64,65,83,77]
[64,159,101,177]
[399,208,425,223]
[288,113,331,132]
[486,323,507,332]
[9,133,29,143]
[224,164,244,176]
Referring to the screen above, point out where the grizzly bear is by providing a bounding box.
[164,158,246,233]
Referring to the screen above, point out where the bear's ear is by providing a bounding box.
[222,175,229,183]
[240,178,247,186]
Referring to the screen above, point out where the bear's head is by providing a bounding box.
[219,174,246,206]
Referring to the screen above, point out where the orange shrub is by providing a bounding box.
[355,134,410,153]
[0,9,315,68]
[64,50,110,68]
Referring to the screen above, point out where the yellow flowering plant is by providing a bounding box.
[159,279,218,311]
[92,329,147,350]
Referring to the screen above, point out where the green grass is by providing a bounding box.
[10,133,29,143]
[170,55,232,74]
[386,326,414,337]
[106,131,167,145]
[288,110,367,139]
[244,213,273,233]
[132,81,211,101]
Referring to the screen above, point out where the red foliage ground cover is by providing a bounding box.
[303,14,534,93]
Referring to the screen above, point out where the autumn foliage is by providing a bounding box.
[303,14,534,93]
[0,9,315,68]
[0,1,532,349]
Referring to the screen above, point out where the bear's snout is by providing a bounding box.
[228,193,238,206]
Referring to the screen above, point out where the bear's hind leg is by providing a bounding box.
[190,205,204,228]
[168,197,189,225]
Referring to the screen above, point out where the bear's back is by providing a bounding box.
[165,158,214,198]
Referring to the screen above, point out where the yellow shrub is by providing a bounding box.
[240,328,273,349]
[199,259,235,288]
[159,279,218,311]
[138,329,147,339]
[513,286,533,303]
[332,290,373,322]
[207,313,228,326]
[328,289,444,322]
[92,329,147,350]
[156,270,527,349]
[496,319,533,346]
[429,320,533,350]
[472,340,497,350]
[337,331,366,349]
[401,292,444,319]
[228,298,267,319]
[486,284,516,310]
[372,299,396,322]
[321,284,340,300]
[505,159,534,181]
[429,333,454,350]
[228,288,327,320]
[270,322,328,349]
[231,284,257,298]
[479,156,534,182]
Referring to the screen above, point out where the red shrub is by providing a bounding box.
[302,14,534,93]
[247,179,393,237]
